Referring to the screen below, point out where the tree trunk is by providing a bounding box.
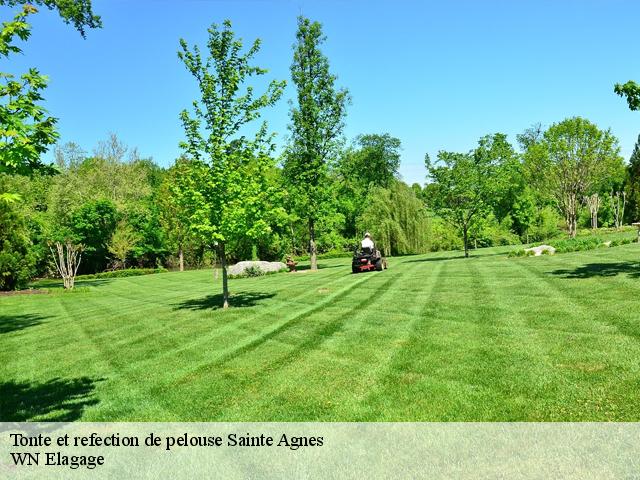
[309,218,317,271]
[568,214,577,238]
[463,225,469,258]
[178,246,184,272]
[219,242,229,309]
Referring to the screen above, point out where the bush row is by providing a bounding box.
[75,267,168,280]
[508,236,636,257]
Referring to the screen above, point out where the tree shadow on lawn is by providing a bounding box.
[550,261,640,279]
[174,291,276,311]
[0,314,49,335]
[0,377,102,422]
[294,263,342,271]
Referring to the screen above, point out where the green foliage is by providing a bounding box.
[552,236,605,253]
[157,158,192,266]
[0,201,35,289]
[523,117,623,237]
[614,80,640,111]
[357,180,429,256]
[175,20,285,307]
[108,221,139,269]
[0,7,58,177]
[0,1,102,38]
[470,214,521,248]
[0,1,101,181]
[528,206,563,241]
[283,16,350,270]
[425,135,501,256]
[244,265,264,277]
[340,133,401,190]
[428,216,463,252]
[72,267,167,281]
[69,199,117,273]
[626,134,640,223]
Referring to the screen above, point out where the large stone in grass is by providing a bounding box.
[228,260,286,276]
[524,245,556,256]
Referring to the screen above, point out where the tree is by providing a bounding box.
[0,201,35,289]
[341,133,401,189]
[425,138,499,257]
[0,1,101,197]
[584,193,601,230]
[283,16,350,271]
[626,134,640,222]
[158,159,191,271]
[175,20,285,308]
[357,180,429,256]
[610,190,626,229]
[50,241,81,289]
[108,221,139,269]
[69,199,118,273]
[614,81,640,111]
[524,117,622,237]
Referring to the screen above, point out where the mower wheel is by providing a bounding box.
[375,259,383,271]
[352,266,359,274]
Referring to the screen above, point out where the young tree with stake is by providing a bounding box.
[175,20,285,309]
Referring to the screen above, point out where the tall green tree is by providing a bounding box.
[524,117,622,237]
[341,133,401,189]
[0,1,101,199]
[626,134,640,222]
[283,16,350,271]
[336,133,401,238]
[176,20,285,308]
[158,158,192,271]
[425,141,498,257]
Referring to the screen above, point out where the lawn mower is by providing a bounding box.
[352,246,387,273]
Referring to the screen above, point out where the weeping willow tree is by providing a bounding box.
[356,181,430,256]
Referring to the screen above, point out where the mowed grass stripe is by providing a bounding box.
[2,246,640,421]
[196,260,430,420]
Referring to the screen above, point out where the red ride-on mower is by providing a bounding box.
[352,246,387,273]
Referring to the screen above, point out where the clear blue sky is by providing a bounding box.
[4,0,640,184]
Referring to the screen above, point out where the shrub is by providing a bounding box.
[243,265,264,277]
[0,203,36,290]
[74,267,167,281]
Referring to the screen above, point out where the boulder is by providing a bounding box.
[228,260,287,276]
[524,245,556,256]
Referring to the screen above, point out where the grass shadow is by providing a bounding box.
[174,291,276,311]
[294,263,343,271]
[550,261,640,279]
[0,377,101,421]
[403,251,506,263]
[30,278,114,289]
[0,314,49,335]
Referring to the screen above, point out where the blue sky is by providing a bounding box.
[4,0,640,184]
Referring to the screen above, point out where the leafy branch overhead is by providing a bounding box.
[614,81,640,111]
[0,0,101,181]
[0,0,102,38]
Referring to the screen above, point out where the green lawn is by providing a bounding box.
[2,243,640,421]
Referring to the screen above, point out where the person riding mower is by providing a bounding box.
[352,233,386,273]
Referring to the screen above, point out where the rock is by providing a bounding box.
[228,260,287,276]
[524,245,556,256]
